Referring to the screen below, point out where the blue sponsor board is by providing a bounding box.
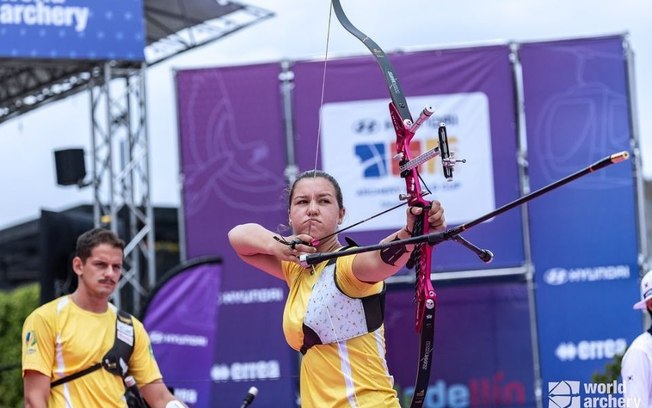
[0,0,144,61]
[520,35,642,384]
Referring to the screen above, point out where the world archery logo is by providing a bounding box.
[548,381,580,408]
[548,380,640,408]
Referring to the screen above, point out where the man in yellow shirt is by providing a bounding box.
[22,228,186,408]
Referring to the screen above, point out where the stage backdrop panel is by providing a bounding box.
[384,281,536,408]
[520,35,642,389]
[174,35,644,408]
[176,63,297,407]
[0,0,145,61]
[291,45,525,273]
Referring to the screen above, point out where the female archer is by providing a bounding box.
[228,170,446,407]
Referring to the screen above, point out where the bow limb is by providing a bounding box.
[329,1,435,407]
[330,0,412,122]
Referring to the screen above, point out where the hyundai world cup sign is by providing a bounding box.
[0,0,145,61]
[320,93,495,231]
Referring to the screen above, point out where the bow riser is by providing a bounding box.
[415,248,436,332]
[389,100,437,343]
[330,2,442,406]
[408,198,435,334]
[390,103,424,201]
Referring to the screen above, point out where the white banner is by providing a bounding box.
[320,93,495,231]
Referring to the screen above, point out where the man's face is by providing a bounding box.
[73,243,123,299]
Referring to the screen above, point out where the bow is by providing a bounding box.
[329,1,458,406]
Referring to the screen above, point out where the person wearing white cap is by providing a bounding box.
[621,271,652,408]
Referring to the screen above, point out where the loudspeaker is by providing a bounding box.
[38,209,94,304]
[54,148,86,186]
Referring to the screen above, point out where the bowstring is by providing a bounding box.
[297,1,334,273]
[307,1,334,242]
[280,3,333,254]
[314,2,333,177]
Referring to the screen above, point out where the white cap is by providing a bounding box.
[633,272,652,310]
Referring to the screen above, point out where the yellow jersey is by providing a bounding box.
[22,295,162,408]
[282,255,400,408]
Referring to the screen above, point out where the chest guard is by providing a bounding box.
[102,309,135,376]
[300,261,385,354]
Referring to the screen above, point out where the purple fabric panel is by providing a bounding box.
[176,64,297,407]
[292,45,524,272]
[385,282,536,407]
[143,262,221,406]
[176,63,288,262]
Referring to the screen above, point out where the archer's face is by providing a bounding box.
[289,177,345,240]
[73,244,123,300]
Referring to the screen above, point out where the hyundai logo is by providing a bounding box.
[352,119,381,134]
[543,268,568,285]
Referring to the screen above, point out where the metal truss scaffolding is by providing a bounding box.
[0,2,275,125]
[0,1,275,311]
[89,62,154,315]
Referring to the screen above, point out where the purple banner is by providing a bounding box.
[292,45,524,273]
[384,281,536,407]
[143,258,222,407]
[520,35,641,388]
[176,64,297,407]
